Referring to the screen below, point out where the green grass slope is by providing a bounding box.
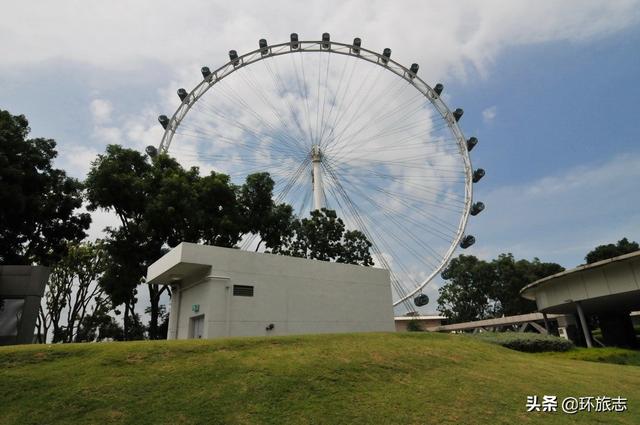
[1,333,639,424]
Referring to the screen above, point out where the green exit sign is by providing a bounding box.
[192,304,200,313]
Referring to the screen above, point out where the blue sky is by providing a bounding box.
[1,1,639,313]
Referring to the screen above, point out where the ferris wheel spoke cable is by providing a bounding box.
[322,82,434,158]
[323,159,464,242]
[174,127,303,164]
[324,158,467,214]
[196,86,305,156]
[296,53,316,148]
[326,116,452,164]
[321,164,417,312]
[262,59,309,142]
[235,69,307,152]
[321,173,414,311]
[322,79,421,156]
[319,67,387,152]
[314,54,359,151]
[318,59,380,151]
[324,162,452,262]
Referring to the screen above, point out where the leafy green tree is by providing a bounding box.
[585,238,639,264]
[271,208,373,266]
[438,254,564,323]
[437,255,496,323]
[36,242,109,343]
[85,146,260,339]
[490,254,564,316]
[0,109,90,265]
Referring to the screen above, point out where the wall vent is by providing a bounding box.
[233,285,254,297]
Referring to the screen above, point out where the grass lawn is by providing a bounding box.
[1,332,639,424]
[540,346,640,367]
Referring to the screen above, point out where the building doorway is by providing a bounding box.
[190,315,204,339]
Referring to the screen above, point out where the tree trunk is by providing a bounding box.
[148,283,160,340]
[123,302,130,340]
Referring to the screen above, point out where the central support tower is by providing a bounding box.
[311,144,324,211]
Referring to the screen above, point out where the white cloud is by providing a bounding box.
[89,98,113,124]
[1,1,638,80]
[464,152,640,267]
[482,106,497,123]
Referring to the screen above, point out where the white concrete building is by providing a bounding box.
[146,242,395,339]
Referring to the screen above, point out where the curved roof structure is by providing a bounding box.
[520,250,640,314]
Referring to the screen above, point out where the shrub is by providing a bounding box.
[472,332,574,353]
[406,320,423,332]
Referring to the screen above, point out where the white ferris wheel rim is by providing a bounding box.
[157,38,474,307]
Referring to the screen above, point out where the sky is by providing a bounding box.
[1,0,639,314]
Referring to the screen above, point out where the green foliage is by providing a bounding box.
[272,208,373,266]
[438,254,564,323]
[0,110,90,265]
[1,333,639,424]
[540,347,640,366]
[585,237,639,264]
[491,254,564,316]
[438,255,496,323]
[406,319,423,332]
[472,332,574,353]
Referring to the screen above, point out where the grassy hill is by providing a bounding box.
[1,332,639,424]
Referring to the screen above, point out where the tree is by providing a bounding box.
[0,109,90,266]
[437,255,496,323]
[270,208,374,266]
[36,242,109,343]
[490,254,564,316]
[437,253,564,323]
[85,146,249,339]
[585,238,639,264]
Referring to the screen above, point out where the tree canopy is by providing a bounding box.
[584,237,639,264]
[437,254,564,323]
[0,109,90,265]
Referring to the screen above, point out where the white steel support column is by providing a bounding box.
[575,301,593,348]
[311,144,324,211]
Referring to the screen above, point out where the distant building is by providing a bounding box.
[0,266,49,345]
[146,242,395,339]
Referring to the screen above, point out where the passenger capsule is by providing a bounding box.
[460,235,476,249]
[177,88,188,101]
[414,294,429,307]
[158,115,169,129]
[470,202,485,216]
[466,137,478,152]
[382,48,391,64]
[145,145,158,158]
[290,33,299,49]
[473,168,485,183]
[434,83,444,96]
[410,63,419,76]
[201,66,211,79]
[453,108,464,122]
[322,32,330,49]
[353,37,361,54]
[259,38,268,55]
[229,50,239,66]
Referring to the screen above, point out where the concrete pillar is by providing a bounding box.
[167,284,181,340]
[575,301,593,348]
[542,312,550,333]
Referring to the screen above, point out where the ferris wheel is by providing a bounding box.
[150,34,485,313]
